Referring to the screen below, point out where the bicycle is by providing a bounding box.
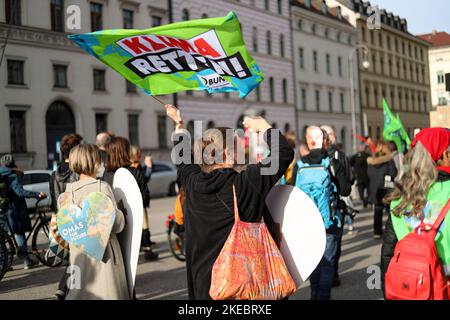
[166,214,185,262]
[0,198,61,279]
[0,234,7,281]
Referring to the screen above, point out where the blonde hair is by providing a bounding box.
[385,141,438,218]
[69,144,101,176]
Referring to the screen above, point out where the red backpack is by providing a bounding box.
[385,200,450,300]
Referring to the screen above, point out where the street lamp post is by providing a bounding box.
[349,44,370,154]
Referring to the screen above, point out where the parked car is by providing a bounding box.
[23,170,52,209]
[148,161,178,198]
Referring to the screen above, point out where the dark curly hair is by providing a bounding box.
[60,134,83,160]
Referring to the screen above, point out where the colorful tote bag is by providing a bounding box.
[210,185,297,300]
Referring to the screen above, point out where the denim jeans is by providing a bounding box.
[310,232,338,300]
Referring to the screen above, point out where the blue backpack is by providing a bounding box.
[295,157,339,230]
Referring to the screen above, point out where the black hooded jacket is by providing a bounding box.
[49,162,78,212]
[176,129,294,300]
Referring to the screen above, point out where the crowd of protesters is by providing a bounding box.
[0,101,448,300]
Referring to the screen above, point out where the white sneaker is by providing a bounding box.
[348,225,354,232]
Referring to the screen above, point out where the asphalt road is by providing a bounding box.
[0,196,384,300]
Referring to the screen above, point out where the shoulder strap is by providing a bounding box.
[232,184,240,222]
[433,199,450,230]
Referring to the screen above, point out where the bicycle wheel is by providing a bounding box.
[31,217,62,267]
[168,222,186,262]
[0,237,8,281]
[0,231,15,269]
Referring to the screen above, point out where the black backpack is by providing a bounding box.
[0,174,10,212]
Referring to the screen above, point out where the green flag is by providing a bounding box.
[382,99,411,153]
[68,12,264,97]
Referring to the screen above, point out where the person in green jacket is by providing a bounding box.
[381,127,450,295]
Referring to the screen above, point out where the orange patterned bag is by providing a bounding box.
[210,185,297,300]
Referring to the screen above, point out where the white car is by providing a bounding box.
[23,170,52,209]
[148,161,178,198]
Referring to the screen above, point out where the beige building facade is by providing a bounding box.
[328,0,431,140]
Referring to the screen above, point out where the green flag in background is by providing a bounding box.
[382,99,411,154]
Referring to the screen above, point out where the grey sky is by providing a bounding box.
[370,0,450,35]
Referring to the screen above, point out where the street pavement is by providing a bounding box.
[0,196,384,300]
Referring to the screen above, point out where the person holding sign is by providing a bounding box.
[165,104,295,300]
[62,144,129,300]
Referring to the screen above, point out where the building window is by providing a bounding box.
[158,115,167,148]
[90,2,103,32]
[50,0,64,32]
[438,71,445,84]
[255,85,261,102]
[341,127,346,150]
[282,79,287,103]
[152,16,162,27]
[7,59,24,85]
[338,56,343,77]
[207,121,215,129]
[337,32,341,42]
[313,50,318,72]
[95,113,108,134]
[10,110,26,153]
[374,88,379,108]
[123,9,134,29]
[299,48,304,69]
[252,27,258,52]
[328,91,333,112]
[53,64,68,88]
[361,26,366,42]
[378,33,383,46]
[365,86,370,108]
[181,8,189,21]
[93,69,106,91]
[279,34,285,57]
[128,114,139,146]
[126,79,137,93]
[298,19,303,30]
[301,88,307,110]
[277,0,282,14]
[324,28,329,38]
[340,93,345,112]
[326,53,331,75]
[269,77,274,102]
[201,13,208,19]
[315,90,320,111]
[264,0,269,10]
[5,0,21,25]
[311,24,316,34]
[266,30,272,55]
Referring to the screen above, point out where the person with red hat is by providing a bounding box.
[381,127,450,297]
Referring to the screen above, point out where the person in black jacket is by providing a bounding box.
[367,141,398,239]
[350,144,370,208]
[49,133,82,300]
[102,136,158,261]
[381,128,450,297]
[165,104,294,300]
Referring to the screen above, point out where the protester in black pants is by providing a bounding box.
[49,134,83,300]
[350,144,370,207]
[367,141,397,239]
